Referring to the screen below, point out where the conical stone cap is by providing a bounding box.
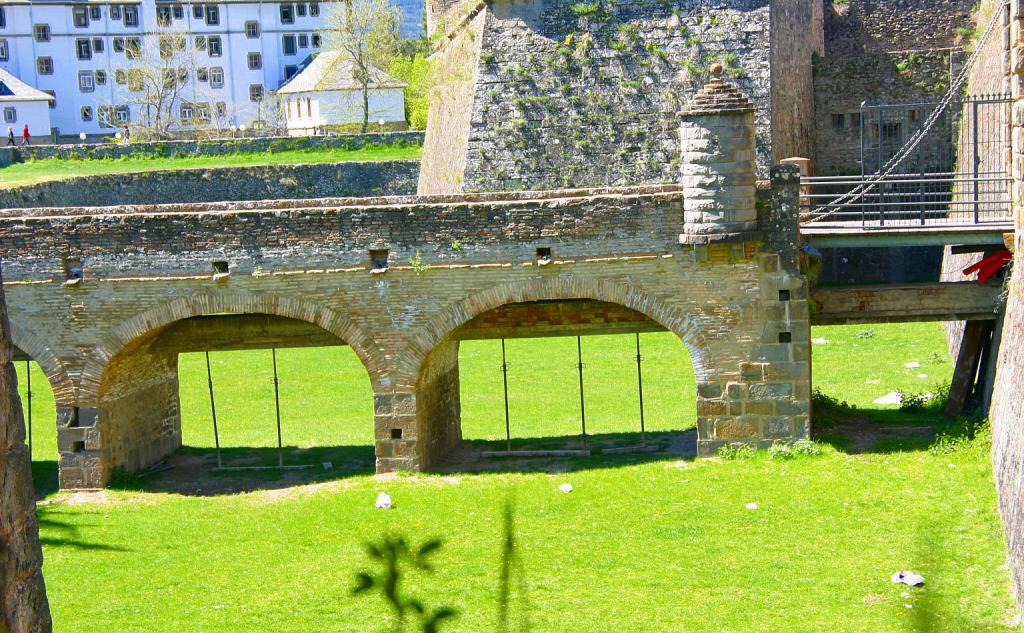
[679,63,754,116]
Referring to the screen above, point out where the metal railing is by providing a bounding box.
[799,170,1012,227]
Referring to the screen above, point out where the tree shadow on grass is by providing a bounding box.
[36,507,129,552]
[32,460,60,499]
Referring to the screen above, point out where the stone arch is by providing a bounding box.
[79,292,387,406]
[389,275,717,471]
[8,322,75,405]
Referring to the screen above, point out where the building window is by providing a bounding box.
[309,2,319,16]
[90,6,101,19]
[3,107,15,124]
[832,113,844,130]
[247,52,262,69]
[111,5,122,20]
[249,84,263,102]
[197,67,208,82]
[115,106,130,123]
[908,109,920,123]
[312,34,321,47]
[33,24,50,42]
[849,112,861,128]
[194,35,207,51]
[123,6,139,27]
[284,64,297,79]
[76,38,92,60]
[205,5,219,25]
[81,106,93,122]
[245,21,260,38]
[280,3,294,23]
[95,70,107,85]
[208,36,222,57]
[0,7,6,28]
[43,90,56,109]
[73,7,90,27]
[126,69,142,91]
[282,34,297,55]
[299,34,309,48]
[180,102,194,121]
[79,71,95,93]
[113,37,125,52]
[157,5,172,25]
[115,69,126,84]
[297,3,307,16]
[125,37,141,59]
[209,66,224,88]
[193,5,203,18]
[173,5,184,19]
[93,38,104,53]
[36,57,53,75]
[881,122,901,142]
[0,40,7,62]
[215,101,226,117]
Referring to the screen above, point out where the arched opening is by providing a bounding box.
[12,356,60,495]
[93,312,377,488]
[413,294,708,469]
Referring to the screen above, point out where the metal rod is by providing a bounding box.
[973,98,981,223]
[272,348,283,468]
[576,336,587,450]
[25,360,32,460]
[635,333,646,445]
[205,351,221,468]
[501,338,511,453]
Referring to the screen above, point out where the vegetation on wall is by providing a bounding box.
[391,53,432,130]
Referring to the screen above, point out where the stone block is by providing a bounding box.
[714,418,759,440]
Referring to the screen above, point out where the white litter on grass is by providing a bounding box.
[375,492,392,509]
[917,374,929,379]
[812,338,829,345]
[891,571,925,586]
[745,502,759,510]
[559,483,573,493]
[874,392,903,405]
[905,361,921,369]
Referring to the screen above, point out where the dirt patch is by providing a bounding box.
[817,416,936,453]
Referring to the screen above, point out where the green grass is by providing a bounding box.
[0,143,422,189]
[16,322,1019,632]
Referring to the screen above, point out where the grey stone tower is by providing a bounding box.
[678,64,758,237]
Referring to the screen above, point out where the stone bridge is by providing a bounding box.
[0,73,817,489]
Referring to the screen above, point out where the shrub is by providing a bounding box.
[811,388,856,427]
[929,416,990,456]
[718,443,756,460]
[768,440,823,460]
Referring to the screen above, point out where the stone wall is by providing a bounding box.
[0,178,810,488]
[0,131,423,164]
[420,0,817,192]
[0,160,420,209]
[990,0,1024,611]
[0,267,52,632]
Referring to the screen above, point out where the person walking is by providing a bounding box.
[20,124,29,146]
[123,124,131,144]
[5,127,13,146]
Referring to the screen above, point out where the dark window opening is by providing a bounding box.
[881,122,901,142]
[778,289,791,302]
[64,257,84,281]
[212,260,229,274]
[831,114,844,130]
[536,247,552,263]
[72,440,86,453]
[370,249,389,271]
[778,332,792,344]
[391,428,403,439]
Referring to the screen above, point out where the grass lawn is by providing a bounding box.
[0,143,422,189]
[16,322,1017,632]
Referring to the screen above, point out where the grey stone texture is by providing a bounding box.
[418,0,817,194]
[0,265,52,633]
[0,160,420,209]
[0,131,423,164]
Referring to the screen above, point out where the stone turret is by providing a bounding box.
[678,64,758,237]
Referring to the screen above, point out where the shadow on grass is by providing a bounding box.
[37,507,129,552]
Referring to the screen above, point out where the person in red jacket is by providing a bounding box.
[20,124,29,146]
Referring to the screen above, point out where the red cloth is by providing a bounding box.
[963,250,1012,284]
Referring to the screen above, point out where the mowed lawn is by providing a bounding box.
[0,143,422,189]
[17,323,1018,632]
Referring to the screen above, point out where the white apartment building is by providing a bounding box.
[0,0,346,137]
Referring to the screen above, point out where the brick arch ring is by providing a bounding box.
[77,292,388,405]
[9,322,76,405]
[397,275,715,386]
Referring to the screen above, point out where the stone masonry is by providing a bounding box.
[0,76,810,489]
[0,266,52,633]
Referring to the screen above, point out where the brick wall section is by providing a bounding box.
[990,0,1024,609]
[419,0,818,192]
[0,267,52,632]
[0,131,423,163]
[0,160,420,209]
[0,179,810,487]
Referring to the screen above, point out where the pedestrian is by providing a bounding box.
[20,124,29,146]
[5,127,13,146]
[123,124,131,144]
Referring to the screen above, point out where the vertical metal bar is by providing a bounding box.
[501,338,511,453]
[877,107,885,226]
[205,351,221,468]
[576,336,587,450]
[918,116,926,225]
[973,98,981,223]
[860,102,867,226]
[635,333,646,445]
[25,360,32,461]
[272,348,283,468]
